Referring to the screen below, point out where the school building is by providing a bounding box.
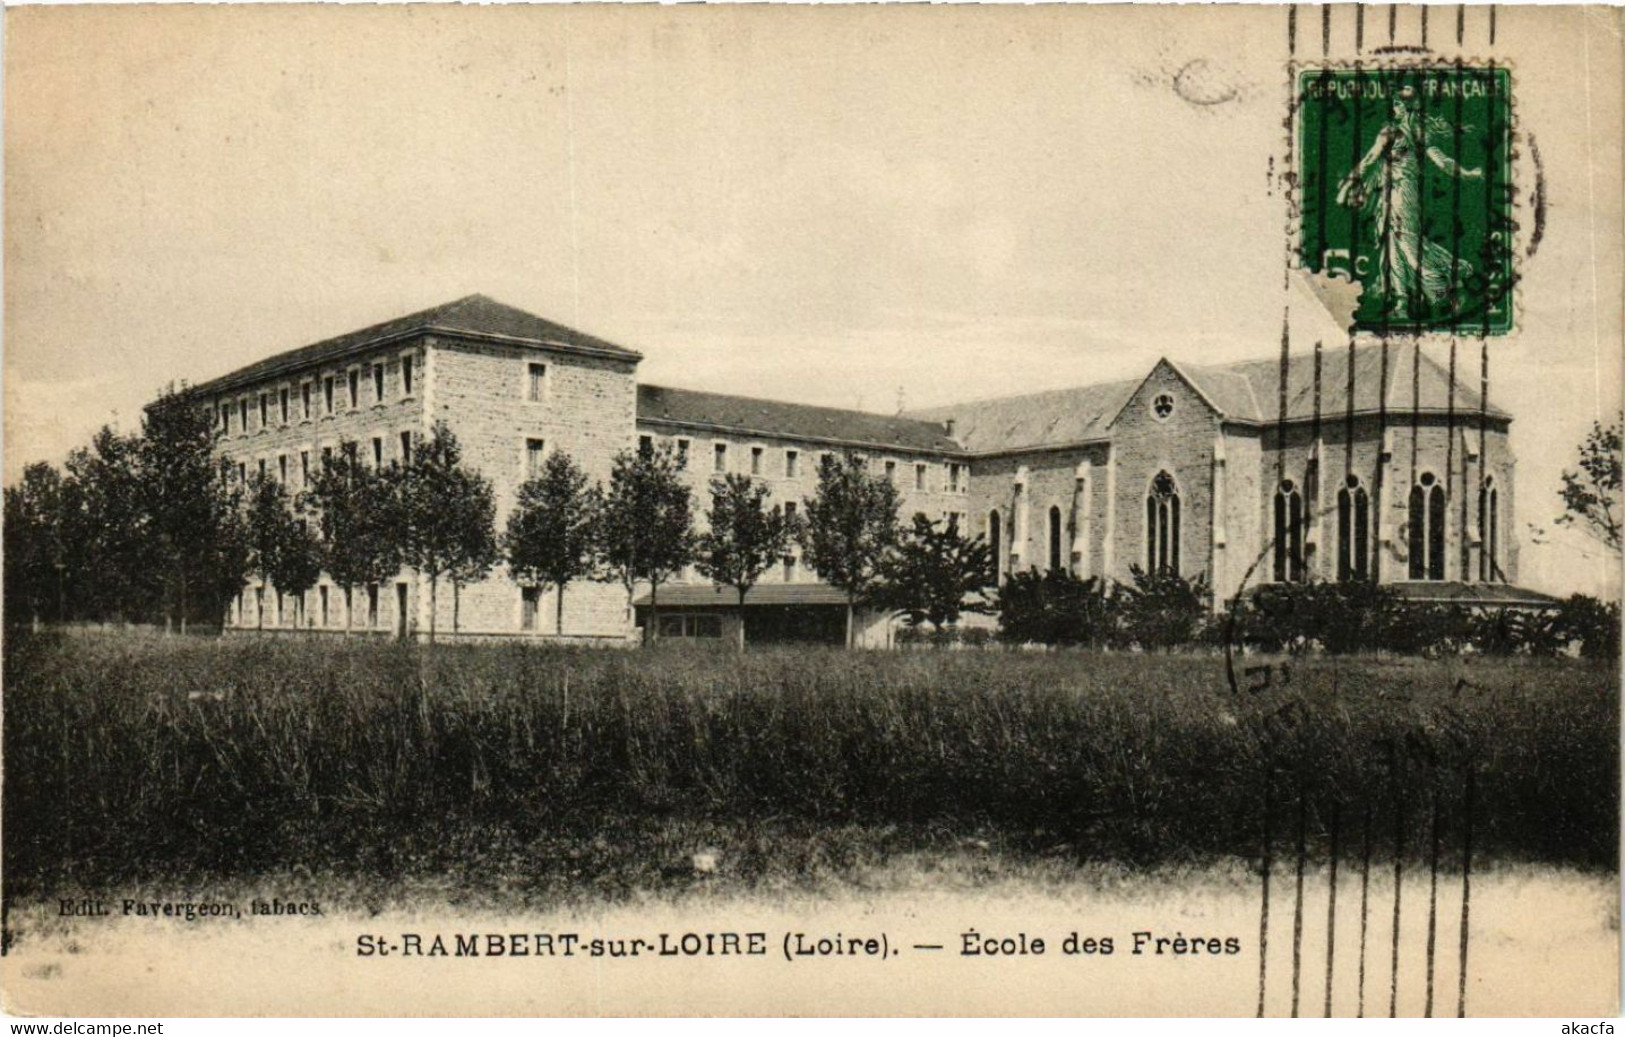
[192,294,1549,644]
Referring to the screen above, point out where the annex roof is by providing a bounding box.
[633,582,852,608]
[903,341,1508,456]
[189,294,642,397]
[637,384,961,455]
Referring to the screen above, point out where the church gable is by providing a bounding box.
[1107,359,1225,435]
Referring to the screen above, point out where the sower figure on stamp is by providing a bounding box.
[1337,83,1484,319]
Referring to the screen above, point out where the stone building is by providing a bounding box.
[194,294,1546,644]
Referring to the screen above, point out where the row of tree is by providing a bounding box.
[3,385,1004,646]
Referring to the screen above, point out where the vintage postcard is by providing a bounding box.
[2,2,1621,1019]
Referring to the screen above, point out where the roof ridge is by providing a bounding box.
[641,383,948,427]
[902,374,1141,416]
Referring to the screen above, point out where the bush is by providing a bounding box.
[996,569,1116,647]
[1116,566,1210,650]
[1232,579,1405,654]
[1554,594,1623,661]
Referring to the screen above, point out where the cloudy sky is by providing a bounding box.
[5,4,1620,596]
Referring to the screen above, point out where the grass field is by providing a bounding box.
[3,633,1617,907]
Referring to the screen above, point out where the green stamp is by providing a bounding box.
[1299,65,1515,336]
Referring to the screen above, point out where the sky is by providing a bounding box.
[4,4,1621,598]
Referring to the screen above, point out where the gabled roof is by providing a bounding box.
[904,379,1137,455]
[190,294,641,397]
[902,341,1507,456]
[637,384,962,454]
[1218,340,1508,427]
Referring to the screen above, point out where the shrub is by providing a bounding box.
[1116,566,1210,651]
[995,569,1116,647]
[1232,579,1405,655]
[1555,594,1623,661]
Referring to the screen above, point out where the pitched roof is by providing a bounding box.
[633,582,851,608]
[903,341,1508,455]
[637,384,961,454]
[189,295,641,396]
[1389,581,1560,608]
[905,379,1136,455]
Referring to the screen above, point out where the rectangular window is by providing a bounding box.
[279,388,289,425]
[319,586,329,627]
[784,556,796,583]
[399,431,412,465]
[278,455,288,483]
[751,446,763,476]
[257,458,267,480]
[240,398,249,430]
[321,445,333,466]
[401,356,414,397]
[367,584,379,628]
[259,393,269,428]
[784,501,797,521]
[300,450,310,485]
[949,463,963,493]
[237,462,246,485]
[347,369,359,409]
[885,460,896,483]
[785,450,799,478]
[915,464,927,491]
[527,363,547,403]
[820,452,833,473]
[714,443,727,473]
[371,436,383,469]
[324,376,335,415]
[526,438,546,479]
[677,439,690,467]
[373,363,385,403]
[521,586,540,631]
[639,435,653,455]
[301,383,312,420]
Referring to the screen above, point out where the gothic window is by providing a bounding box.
[1337,475,1370,581]
[1273,479,1306,582]
[988,510,1002,583]
[1151,392,1176,422]
[1145,471,1180,574]
[1048,506,1063,573]
[1408,472,1447,581]
[1479,475,1501,582]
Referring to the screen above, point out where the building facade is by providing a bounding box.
[195,295,1539,644]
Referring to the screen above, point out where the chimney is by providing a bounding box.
[944,417,957,438]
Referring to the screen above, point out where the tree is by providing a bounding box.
[870,513,995,631]
[244,473,318,629]
[693,473,791,649]
[62,426,157,623]
[1556,417,1622,552]
[504,451,600,636]
[1116,565,1211,651]
[397,422,498,640]
[798,452,901,647]
[3,462,67,629]
[596,443,696,642]
[140,384,249,633]
[303,443,403,635]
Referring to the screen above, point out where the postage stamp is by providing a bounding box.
[1297,65,1515,336]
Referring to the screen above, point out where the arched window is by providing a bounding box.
[1408,472,1447,581]
[1337,475,1370,581]
[1048,506,1064,572]
[1273,479,1305,582]
[988,510,1003,584]
[1146,471,1180,575]
[1479,476,1500,582]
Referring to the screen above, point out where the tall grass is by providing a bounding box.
[3,634,1616,899]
